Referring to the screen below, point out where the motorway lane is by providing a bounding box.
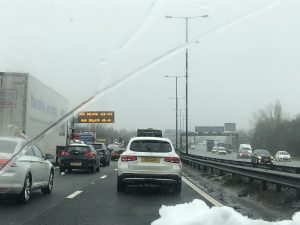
[188,149,300,167]
[0,164,115,225]
[0,161,213,225]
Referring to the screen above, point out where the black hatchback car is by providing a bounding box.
[251,149,274,164]
[59,144,100,173]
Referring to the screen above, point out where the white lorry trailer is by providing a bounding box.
[0,72,68,156]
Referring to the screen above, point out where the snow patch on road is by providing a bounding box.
[152,199,300,225]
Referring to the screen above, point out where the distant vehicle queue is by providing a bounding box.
[189,141,293,164]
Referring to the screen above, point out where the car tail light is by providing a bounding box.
[0,159,9,168]
[121,155,137,162]
[60,151,70,157]
[111,151,117,156]
[84,151,95,157]
[164,156,180,163]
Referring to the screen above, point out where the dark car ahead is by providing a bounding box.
[237,150,251,159]
[111,148,125,161]
[60,144,100,173]
[92,143,111,166]
[251,149,274,164]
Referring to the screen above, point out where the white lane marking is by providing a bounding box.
[66,191,83,199]
[114,169,118,171]
[100,175,107,179]
[182,177,223,207]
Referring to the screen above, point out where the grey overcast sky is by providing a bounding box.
[0,0,300,131]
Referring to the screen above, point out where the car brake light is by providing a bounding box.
[84,151,95,157]
[164,156,180,163]
[121,155,137,162]
[0,159,9,168]
[60,151,70,157]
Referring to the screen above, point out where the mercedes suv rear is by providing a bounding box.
[117,137,182,193]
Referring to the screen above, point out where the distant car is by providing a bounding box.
[117,137,182,193]
[111,148,125,161]
[108,144,118,153]
[275,151,291,162]
[226,148,232,154]
[92,143,111,166]
[237,150,251,159]
[60,143,100,173]
[217,147,227,155]
[212,146,218,153]
[251,149,274,164]
[98,149,111,166]
[0,137,54,203]
[239,144,252,154]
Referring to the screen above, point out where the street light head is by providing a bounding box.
[165,15,173,18]
[201,15,209,18]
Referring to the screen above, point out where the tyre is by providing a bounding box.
[19,174,32,203]
[117,176,125,192]
[174,182,181,194]
[59,167,65,173]
[42,171,54,194]
[90,165,96,173]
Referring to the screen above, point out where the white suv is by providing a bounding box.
[117,137,182,193]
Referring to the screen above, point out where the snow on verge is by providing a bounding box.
[152,199,300,225]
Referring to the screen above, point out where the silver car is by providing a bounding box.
[0,137,54,203]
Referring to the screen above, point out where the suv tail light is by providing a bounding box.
[121,155,137,162]
[164,156,180,163]
[84,151,95,157]
[60,151,70,157]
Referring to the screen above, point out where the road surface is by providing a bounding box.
[0,161,213,225]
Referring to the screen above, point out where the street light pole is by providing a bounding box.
[165,14,208,154]
[176,77,178,151]
[185,17,189,154]
[165,75,185,151]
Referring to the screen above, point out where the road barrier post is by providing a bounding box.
[262,181,267,191]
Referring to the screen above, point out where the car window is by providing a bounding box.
[130,140,172,153]
[92,144,103,149]
[0,140,17,154]
[25,148,35,156]
[32,145,44,158]
[67,146,90,153]
[280,152,288,155]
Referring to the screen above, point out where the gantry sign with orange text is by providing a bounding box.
[78,111,115,123]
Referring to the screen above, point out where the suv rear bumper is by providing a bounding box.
[119,173,181,185]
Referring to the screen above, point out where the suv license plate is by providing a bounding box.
[71,162,82,166]
[141,157,160,163]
